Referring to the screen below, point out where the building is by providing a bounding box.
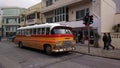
[19,9,27,27]
[20,2,43,26]
[41,0,120,46]
[0,8,3,37]
[1,7,25,37]
[41,0,100,43]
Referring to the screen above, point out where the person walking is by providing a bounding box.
[102,33,108,50]
[107,33,115,49]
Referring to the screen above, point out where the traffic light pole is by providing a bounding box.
[87,19,90,54]
[87,26,90,53]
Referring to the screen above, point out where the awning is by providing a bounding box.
[59,21,85,28]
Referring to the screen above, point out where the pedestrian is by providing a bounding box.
[107,33,115,49]
[102,33,108,50]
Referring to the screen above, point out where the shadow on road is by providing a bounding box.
[15,45,82,57]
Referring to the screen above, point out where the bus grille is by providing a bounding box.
[62,41,73,48]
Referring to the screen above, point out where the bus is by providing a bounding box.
[14,23,75,54]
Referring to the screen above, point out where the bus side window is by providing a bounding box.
[26,29,29,35]
[17,30,20,34]
[20,30,22,35]
[21,30,25,35]
[26,29,31,36]
[33,29,36,35]
[46,28,50,35]
[38,28,41,34]
[21,30,23,35]
[25,30,27,35]
[36,28,38,34]
[42,28,45,34]
[51,30,55,34]
[30,29,32,35]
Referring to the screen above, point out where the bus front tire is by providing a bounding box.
[18,42,23,48]
[45,45,52,55]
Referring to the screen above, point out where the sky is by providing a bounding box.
[113,0,120,12]
[0,0,41,8]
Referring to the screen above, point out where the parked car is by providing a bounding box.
[8,35,16,42]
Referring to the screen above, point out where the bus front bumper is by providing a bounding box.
[52,47,75,52]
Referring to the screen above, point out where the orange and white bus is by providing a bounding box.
[14,23,75,54]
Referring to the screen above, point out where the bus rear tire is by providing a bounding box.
[18,42,23,48]
[45,45,51,55]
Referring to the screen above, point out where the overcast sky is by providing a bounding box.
[0,0,41,8]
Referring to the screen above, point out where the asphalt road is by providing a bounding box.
[0,40,120,68]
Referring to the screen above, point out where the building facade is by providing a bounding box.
[1,7,24,37]
[41,0,120,46]
[41,0,100,44]
[0,8,3,36]
[20,2,43,26]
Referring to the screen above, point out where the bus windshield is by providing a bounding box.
[51,28,72,34]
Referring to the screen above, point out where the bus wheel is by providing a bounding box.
[18,42,23,48]
[45,45,51,55]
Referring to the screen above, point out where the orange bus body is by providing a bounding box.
[14,23,75,54]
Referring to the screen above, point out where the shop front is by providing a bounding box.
[72,27,95,44]
[60,21,96,45]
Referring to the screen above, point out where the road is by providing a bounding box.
[0,40,120,68]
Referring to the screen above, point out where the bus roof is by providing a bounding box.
[17,23,70,30]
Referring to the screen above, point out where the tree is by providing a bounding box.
[112,25,119,32]
[94,30,101,48]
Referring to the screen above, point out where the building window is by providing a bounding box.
[27,13,35,20]
[6,26,10,31]
[46,0,53,7]
[46,17,53,23]
[54,7,68,22]
[2,18,5,24]
[6,18,17,24]
[21,17,25,22]
[18,18,20,24]
[76,8,89,21]
[37,12,40,19]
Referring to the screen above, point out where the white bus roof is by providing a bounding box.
[17,23,69,30]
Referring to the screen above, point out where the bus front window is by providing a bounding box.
[51,29,72,34]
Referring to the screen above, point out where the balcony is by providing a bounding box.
[26,19,41,25]
[2,23,20,25]
[20,21,26,26]
[41,0,90,13]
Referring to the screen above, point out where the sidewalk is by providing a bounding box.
[74,43,120,59]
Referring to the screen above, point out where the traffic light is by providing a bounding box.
[83,15,89,26]
[89,15,93,25]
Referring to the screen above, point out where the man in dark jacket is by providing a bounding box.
[107,33,115,49]
[102,33,108,50]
